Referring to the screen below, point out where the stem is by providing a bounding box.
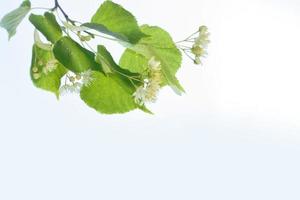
[52,0,96,38]
[51,0,142,86]
[182,49,195,61]
[52,0,75,24]
[176,31,199,44]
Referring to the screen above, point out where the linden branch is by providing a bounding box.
[52,0,76,24]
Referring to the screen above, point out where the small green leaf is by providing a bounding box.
[95,45,113,74]
[29,12,62,43]
[120,25,185,93]
[91,1,146,44]
[30,44,67,97]
[53,36,100,73]
[80,71,138,114]
[0,0,31,40]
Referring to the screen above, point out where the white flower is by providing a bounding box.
[148,57,161,71]
[132,57,162,105]
[80,69,94,86]
[192,26,210,65]
[59,83,82,96]
[145,80,160,103]
[191,45,206,57]
[195,26,210,46]
[73,82,83,93]
[133,86,147,106]
[59,70,94,97]
[43,59,58,74]
[194,56,202,65]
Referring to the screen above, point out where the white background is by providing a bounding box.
[1,0,300,199]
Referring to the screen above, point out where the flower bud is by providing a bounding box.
[32,67,39,73]
[76,74,82,80]
[69,76,76,83]
[33,73,41,80]
[38,60,43,66]
[192,45,204,56]
[199,26,208,33]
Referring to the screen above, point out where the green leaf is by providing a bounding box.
[95,45,113,74]
[82,23,129,43]
[120,25,185,93]
[0,0,31,39]
[94,45,152,113]
[119,49,148,74]
[80,71,138,114]
[29,12,62,43]
[96,45,137,76]
[91,1,146,44]
[30,44,67,97]
[53,36,100,73]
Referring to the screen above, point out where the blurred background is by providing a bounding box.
[1,0,300,199]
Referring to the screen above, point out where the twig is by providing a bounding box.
[52,0,75,24]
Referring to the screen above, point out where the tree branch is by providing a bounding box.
[52,0,75,24]
[51,0,95,38]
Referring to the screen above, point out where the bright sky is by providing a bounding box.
[1,0,300,199]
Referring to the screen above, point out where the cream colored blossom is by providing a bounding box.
[33,73,41,80]
[133,86,147,105]
[43,59,58,74]
[80,69,94,86]
[133,57,162,105]
[59,70,94,96]
[148,57,161,71]
[192,26,210,65]
[59,83,82,95]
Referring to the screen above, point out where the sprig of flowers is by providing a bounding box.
[133,57,162,105]
[59,69,93,95]
[177,25,210,65]
[32,58,59,80]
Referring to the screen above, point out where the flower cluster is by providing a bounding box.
[192,26,210,65]
[177,25,210,65]
[32,59,59,80]
[133,57,162,105]
[59,69,94,95]
[43,59,58,74]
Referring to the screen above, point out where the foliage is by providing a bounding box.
[0,0,209,115]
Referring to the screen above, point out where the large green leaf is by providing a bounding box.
[80,71,138,114]
[29,12,62,43]
[53,36,100,73]
[94,45,152,113]
[0,0,31,39]
[120,25,185,93]
[30,44,67,97]
[91,1,146,44]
